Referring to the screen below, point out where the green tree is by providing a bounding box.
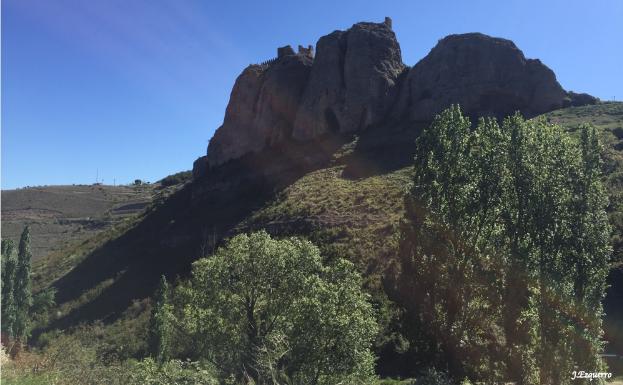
[395,106,508,381]
[177,231,378,385]
[148,275,172,364]
[396,106,611,384]
[1,239,18,338]
[14,226,33,341]
[502,117,610,384]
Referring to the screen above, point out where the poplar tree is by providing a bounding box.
[397,106,611,384]
[14,226,33,341]
[148,275,172,363]
[1,240,18,338]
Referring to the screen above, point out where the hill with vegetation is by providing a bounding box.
[2,17,621,383]
[0,102,615,382]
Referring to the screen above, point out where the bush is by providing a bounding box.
[126,358,217,385]
[416,368,454,385]
[1,333,216,385]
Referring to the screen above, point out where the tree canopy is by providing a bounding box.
[394,105,611,384]
[1,239,18,339]
[148,275,172,364]
[176,231,378,385]
[14,226,34,341]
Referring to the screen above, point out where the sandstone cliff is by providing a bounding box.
[292,19,404,140]
[391,33,568,121]
[207,50,313,167]
[195,19,597,176]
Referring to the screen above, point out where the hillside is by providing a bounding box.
[21,103,622,376]
[1,184,156,261]
[3,6,622,382]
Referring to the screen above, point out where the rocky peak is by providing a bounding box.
[292,20,405,140]
[204,18,403,169]
[206,48,313,168]
[390,32,571,122]
[195,21,598,177]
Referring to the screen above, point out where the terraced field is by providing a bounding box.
[1,184,156,261]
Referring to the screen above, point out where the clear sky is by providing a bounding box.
[2,0,622,189]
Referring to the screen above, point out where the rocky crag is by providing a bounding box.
[194,17,597,177]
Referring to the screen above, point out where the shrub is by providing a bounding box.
[126,358,218,385]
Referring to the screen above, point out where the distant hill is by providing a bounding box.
[1,184,156,261]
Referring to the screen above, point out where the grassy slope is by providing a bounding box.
[27,103,623,367]
[241,165,410,280]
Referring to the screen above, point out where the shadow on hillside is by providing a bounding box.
[341,122,425,179]
[46,181,268,330]
[36,123,425,333]
[40,137,347,333]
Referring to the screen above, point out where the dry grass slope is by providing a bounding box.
[1,184,156,261]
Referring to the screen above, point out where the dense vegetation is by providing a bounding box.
[173,231,377,384]
[392,106,611,384]
[2,104,621,384]
[2,232,378,385]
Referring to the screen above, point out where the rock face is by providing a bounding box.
[195,21,598,176]
[192,155,209,179]
[292,19,404,140]
[391,33,568,122]
[207,50,313,167]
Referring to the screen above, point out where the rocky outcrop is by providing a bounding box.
[192,156,208,179]
[391,33,569,121]
[196,21,598,176]
[206,50,313,167]
[292,19,404,140]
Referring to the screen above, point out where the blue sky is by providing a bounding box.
[2,0,622,189]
